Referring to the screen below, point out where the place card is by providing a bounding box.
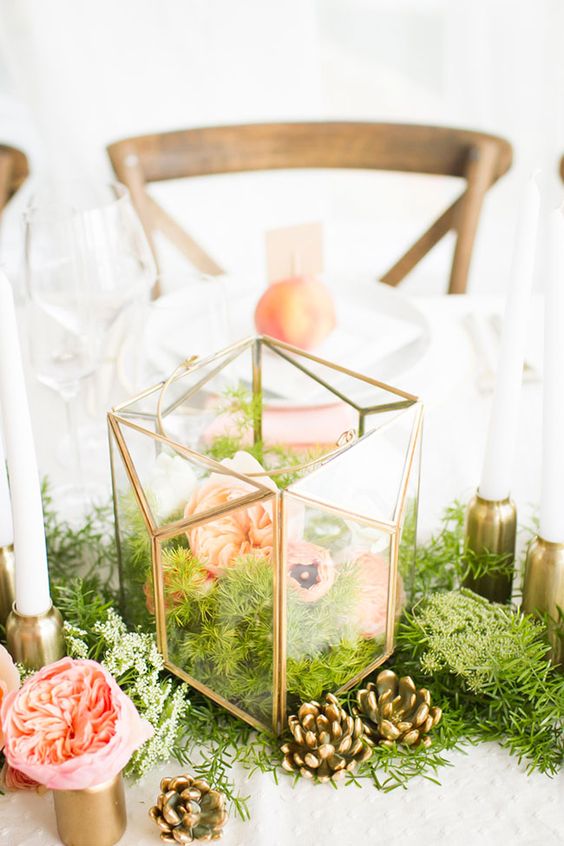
[265,221,324,283]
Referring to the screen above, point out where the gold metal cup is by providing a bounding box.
[0,544,15,627]
[463,493,517,603]
[522,536,564,665]
[5,603,65,670]
[53,772,127,846]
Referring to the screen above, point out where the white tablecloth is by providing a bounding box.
[3,294,562,846]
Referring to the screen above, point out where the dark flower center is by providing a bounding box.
[290,561,320,590]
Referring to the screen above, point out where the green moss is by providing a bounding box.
[125,543,382,723]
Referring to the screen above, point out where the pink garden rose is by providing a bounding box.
[1,762,44,793]
[354,552,405,639]
[185,451,276,577]
[0,644,19,749]
[1,657,153,790]
[287,540,336,603]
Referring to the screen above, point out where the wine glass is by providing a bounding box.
[24,204,100,518]
[24,183,155,517]
[67,182,155,332]
[60,183,156,442]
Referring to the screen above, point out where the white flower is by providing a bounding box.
[217,450,306,537]
[345,491,392,552]
[149,452,198,520]
[219,450,277,492]
[63,622,90,660]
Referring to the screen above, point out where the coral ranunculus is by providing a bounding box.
[354,552,405,639]
[0,644,19,750]
[287,540,336,603]
[185,451,276,577]
[1,658,153,790]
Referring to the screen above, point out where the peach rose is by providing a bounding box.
[1,658,153,790]
[0,644,19,749]
[353,552,405,639]
[185,451,276,577]
[287,540,336,603]
[1,762,44,793]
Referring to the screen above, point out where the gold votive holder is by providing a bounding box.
[463,493,517,603]
[5,603,65,670]
[53,771,127,846]
[522,536,564,666]
[0,544,15,627]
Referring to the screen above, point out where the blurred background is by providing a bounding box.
[0,0,563,295]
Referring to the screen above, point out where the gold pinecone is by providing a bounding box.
[149,775,228,843]
[355,669,442,749]
[281,692,372,783]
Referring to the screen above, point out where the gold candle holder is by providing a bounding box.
[522,536,564,666]
[5,603,65,670]
[53,771,127,846]
[0,544,15,627]
[463,493,517,603]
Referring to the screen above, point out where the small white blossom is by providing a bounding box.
[64,622,90,660]
[64,606,191,780]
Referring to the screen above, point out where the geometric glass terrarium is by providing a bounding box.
[108,336,422,734]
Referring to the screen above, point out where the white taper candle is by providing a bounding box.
[479,176,540,501]
[0,272,51,615]
[539,207,564,542]
[0,426,13,547]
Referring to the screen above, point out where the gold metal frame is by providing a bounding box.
[108,336,422,734]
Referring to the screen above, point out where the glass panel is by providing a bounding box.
[111,416,270,529]
[259,343,358,450]
[163,494,277,727]
[193,343,262,457]
[113,381,165,420]
[159,343,254,449]
[398,434,421,603]
[283,495,397,711]
[198,342,357,486]
[115,341,254,449]
[363,394,421,443]
[264,339,413,412]
[288,405,420,525]
[109,426,156,633]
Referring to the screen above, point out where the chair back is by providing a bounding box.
[0,144,28,215]
[108,122,512,297]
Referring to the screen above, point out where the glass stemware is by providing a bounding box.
[25,206,99,518]
[68,182,155,333]
[24,182,156,518]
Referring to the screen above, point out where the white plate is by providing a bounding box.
[230,274,430,382]
[128,274,431,399]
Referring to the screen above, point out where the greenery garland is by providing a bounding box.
[394,591,564,775]
[21,486,560,822]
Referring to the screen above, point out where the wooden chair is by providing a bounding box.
[107,122,512,298]
[0,144,28,215]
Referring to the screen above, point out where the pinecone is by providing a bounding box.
[149,775,227,843]
[355,669,442,749]
[281,692,372,782]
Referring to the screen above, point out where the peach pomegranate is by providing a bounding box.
[254,275,336,350]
